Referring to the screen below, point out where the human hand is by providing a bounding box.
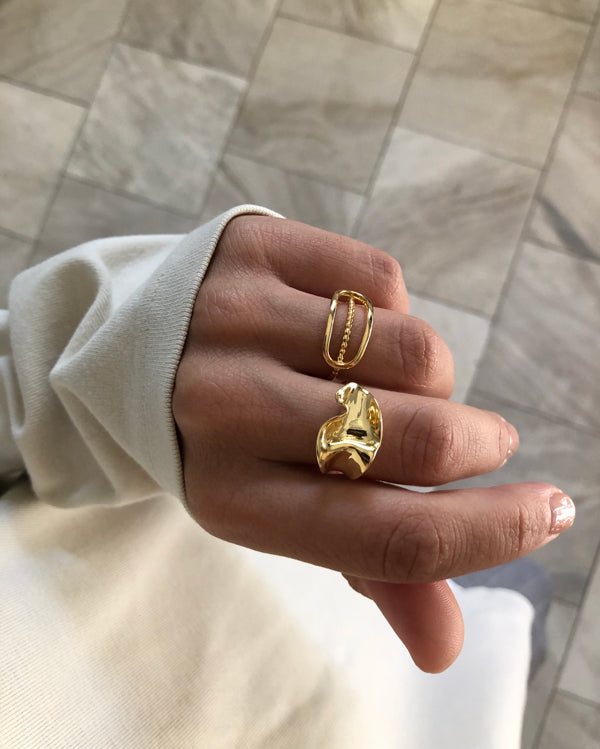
[172,215,575,673]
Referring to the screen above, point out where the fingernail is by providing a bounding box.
[548,492,576,536]
[500,417,519,465]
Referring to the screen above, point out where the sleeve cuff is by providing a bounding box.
[141,204,284,516]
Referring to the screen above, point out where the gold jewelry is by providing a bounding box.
[322,290,374,379]
[316,382,383,479]
[316,290,382,479]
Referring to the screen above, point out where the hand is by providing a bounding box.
[172,215,574,673]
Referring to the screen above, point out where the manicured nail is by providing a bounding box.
[506,422,518,457]
[500,417,519,465]
[548,492,576,535]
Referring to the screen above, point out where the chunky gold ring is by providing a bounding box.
[316,290,383,479]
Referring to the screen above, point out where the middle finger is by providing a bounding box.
[217,278,455,399]
[243,360,518,486]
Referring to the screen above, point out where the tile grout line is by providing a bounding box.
[406,287,492,320]
[0,74,89,108]
[523,233,600,266]
[350,0,444,239]
[61,173,200,220]
[506,1,599,272]
[221,121,545,207]
[555,688,600,711]
[229,117,545,189]
[532,539,600,748]
[469,387,600,438]
[26,0,135,264]
[463,2,600,406]
[378,122,543,171]
[224,145,367,198]
[577,89,600,103]
[276,11,418,55]
[551,595,579,609]
[0,225,34,245]
[194,0,286,223]
[112,39,246,87]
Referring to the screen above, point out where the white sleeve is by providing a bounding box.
[0,204,282,512]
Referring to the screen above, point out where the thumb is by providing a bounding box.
[345,575,464,673]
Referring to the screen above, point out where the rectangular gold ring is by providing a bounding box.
[322,289,374,370]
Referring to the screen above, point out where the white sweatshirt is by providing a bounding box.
[0,205,533,748]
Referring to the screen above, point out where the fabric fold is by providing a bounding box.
[2,205,282,512]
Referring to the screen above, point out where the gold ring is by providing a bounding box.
[322,289,374,379]
[316,290,383,479]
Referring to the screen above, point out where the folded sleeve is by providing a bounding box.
[0,204,282,513]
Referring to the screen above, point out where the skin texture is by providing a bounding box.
[172,215,574,673]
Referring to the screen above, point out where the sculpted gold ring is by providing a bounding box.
[316,290,383,479]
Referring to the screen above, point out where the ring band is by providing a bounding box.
[316,290,382,479]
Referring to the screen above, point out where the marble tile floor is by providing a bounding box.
[1,0,599,746]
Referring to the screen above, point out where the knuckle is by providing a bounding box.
[221,214,275,261]
[179,358,258,448]
[196,280,266,346]
[402,405,464,483]
[202,282,245,324]
[191,283,241,343]
[187,469,237,539]
[510,501,537,557]
[398,320,445,390]
[190,370,237,438]
[369,249,404,301]
[382,510,450,582]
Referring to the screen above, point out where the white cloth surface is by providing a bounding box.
[0,204,533,747]
[240,548,533,749]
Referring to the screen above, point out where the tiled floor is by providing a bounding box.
[1,1,599,746]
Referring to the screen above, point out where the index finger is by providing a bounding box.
[223,215,410,313]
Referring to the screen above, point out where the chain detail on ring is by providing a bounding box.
[336,296,355,368]
[323,290,374,378]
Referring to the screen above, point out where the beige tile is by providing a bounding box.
[200,152,363,235]
[537,691,600,748]
[67,44,245,214]
[560,554,600,703]
[521,600,578,749]
[0,233,32,309]
[471,243,600,432]
[448,393,600,606]
[0,0,127,102]
[0,82,84,238]
[508,0,597,22]
[529,96,600,259]
[401,0,588,166]
[280,0,436,50]
[230,17,412,192]
[407,293,490,403]
[358,128,538,315]
[579,23,600,97]
[33,177,197,265]
[121,0,278,77]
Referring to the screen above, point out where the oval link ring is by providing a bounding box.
[322,290,374,379]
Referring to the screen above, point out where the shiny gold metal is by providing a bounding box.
[316,382,383,479]
[322,290,374,378]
